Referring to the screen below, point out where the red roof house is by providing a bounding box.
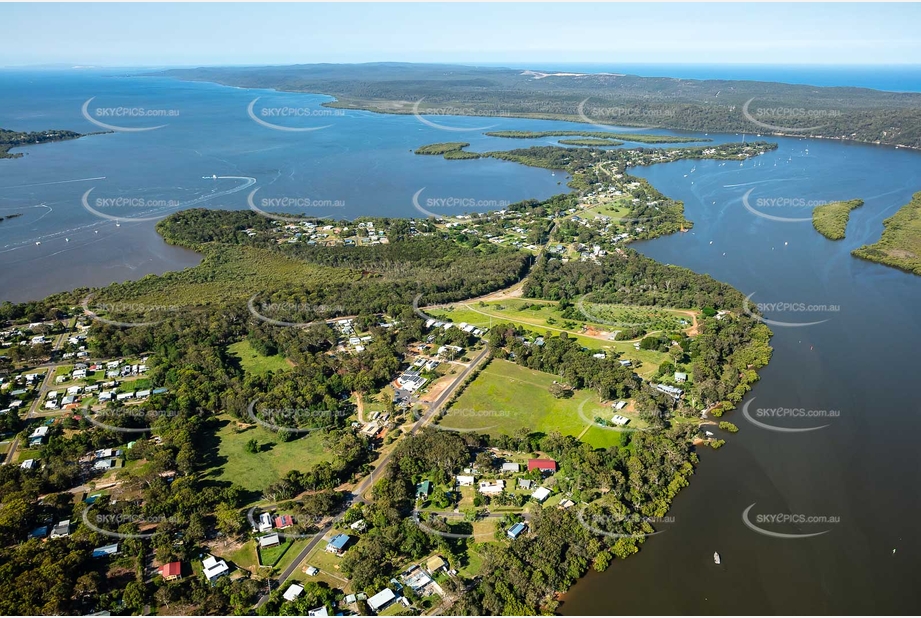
[159,561,182,581]
[527,458,557,473]
[274,515,294,529]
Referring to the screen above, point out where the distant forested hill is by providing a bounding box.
[160,62,921,149]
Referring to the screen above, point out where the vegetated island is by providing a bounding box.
[811,199,864,240]
[160,62,921,149]
[558,138,624,147]
[853,190,921,275]
[485,130,704,144]
[0,128,84,160]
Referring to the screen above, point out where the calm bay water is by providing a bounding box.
[3,68,921,614]
[562,138,921,614]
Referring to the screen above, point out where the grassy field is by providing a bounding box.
[427,298,679,377]
[853,191,921,275]
[203,414,330,500]
[812,199,863,240]
[437,359,645,449]
[227,340,291,375]
[224,541,258,572]
[258,538,293,567]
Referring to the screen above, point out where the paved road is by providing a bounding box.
[255,345,491,607]
[3,332,69,465]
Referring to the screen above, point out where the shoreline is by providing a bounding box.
[161,73,921,153]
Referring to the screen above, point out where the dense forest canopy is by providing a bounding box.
[161,63,921,148]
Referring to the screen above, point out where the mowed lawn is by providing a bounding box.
[428,299,684,378]
[227,340,291,375]
[205,414,330,498]
[438,359,624,449]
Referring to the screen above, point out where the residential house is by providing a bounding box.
[518,478,534,490]
[325,533,350,555]
[202,555,230,583]
[259,533,281,549]
[674,371,688,383]
[500,462,520,473]
[455,475,475,486]
[416,480,432,499]
[655,384,684,399]
[426,555,447,574]
[349,519,367,532]
[527,459,558,473]
[367,588,397,614]
[478,480,505,495]
[283,584,304,602]
[159,561,182,581]
[257,512,273,532]
[507,522,528,539]
[92,543,119,558]
[274,515,294,529]
[50,520,71,538]
[531,487,551,503]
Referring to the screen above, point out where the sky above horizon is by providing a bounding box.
[2,3,920,67]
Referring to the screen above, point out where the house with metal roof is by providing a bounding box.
[325,533,350,555]
[367,588,397,614]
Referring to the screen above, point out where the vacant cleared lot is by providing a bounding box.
[227,340,291,375]
[438,359,645,448]
[204,415,330,498]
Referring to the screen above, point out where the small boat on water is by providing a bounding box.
[713,552,721,564]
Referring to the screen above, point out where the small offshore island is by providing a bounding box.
[812,199,864,240]
[0,137,772,615]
